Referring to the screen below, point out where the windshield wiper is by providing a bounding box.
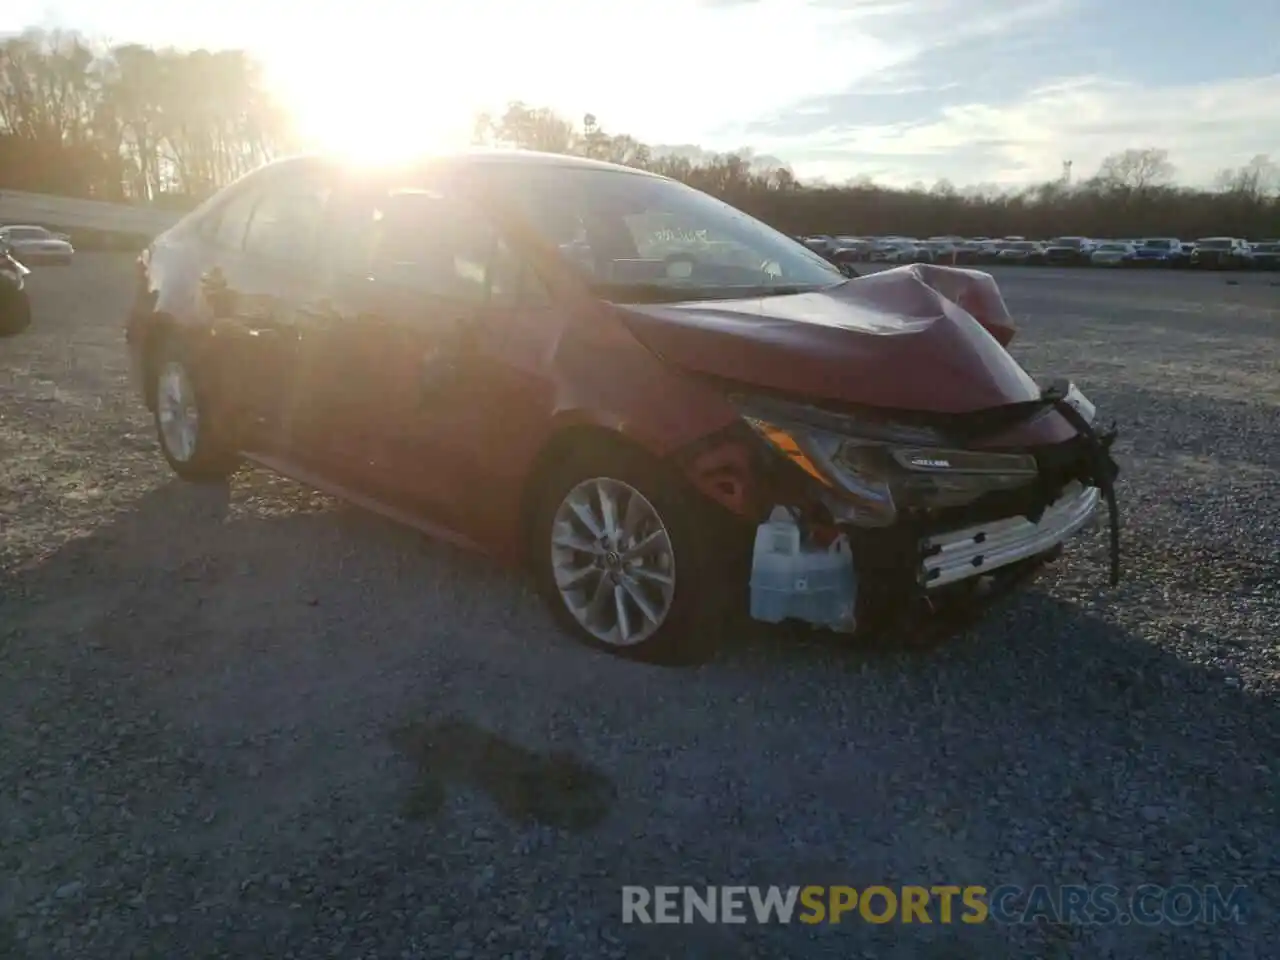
[594,282,839,304]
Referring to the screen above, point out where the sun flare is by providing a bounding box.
[279,68,477,165]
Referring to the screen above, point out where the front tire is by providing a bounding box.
[530,440,736,665]
[152,334,238,482]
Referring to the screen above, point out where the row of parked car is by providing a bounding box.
[801,234,1280,271]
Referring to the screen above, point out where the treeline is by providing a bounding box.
[2,28,1278,239]
[0,29,290,203]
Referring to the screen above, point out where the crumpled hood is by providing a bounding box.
[616,264,1041,415]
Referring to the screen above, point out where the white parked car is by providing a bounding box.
[996,240,1046,264]
[0,224,75,264]
[1090,242,1136,267]
[923,238,960,260]
[869,239,924,263]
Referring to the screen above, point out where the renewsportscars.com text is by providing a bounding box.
[621,884,1248,926]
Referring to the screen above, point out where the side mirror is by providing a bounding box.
[838,262,859,278]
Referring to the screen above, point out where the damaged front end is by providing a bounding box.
[684,381,1121,636]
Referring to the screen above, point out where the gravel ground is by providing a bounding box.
[1,254,1277,959]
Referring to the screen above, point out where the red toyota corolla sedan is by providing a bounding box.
[128,151,1120,663]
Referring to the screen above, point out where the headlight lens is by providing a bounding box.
[737,397,1040,526]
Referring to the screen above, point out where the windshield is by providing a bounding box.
[473,164,843,301]
[1196,238,1231,249]
[8,227,47,240]
[1141,239,1173,249]
[1254,243,1280,252]
[1009,241,1037,250]
[1098,243,1128,252]
[1052,237,1085,248]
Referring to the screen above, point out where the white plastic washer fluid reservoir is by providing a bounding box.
[749,507,857,633]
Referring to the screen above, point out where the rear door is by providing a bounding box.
[197,168,336,459]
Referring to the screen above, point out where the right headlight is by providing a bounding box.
[734,396,1040,527]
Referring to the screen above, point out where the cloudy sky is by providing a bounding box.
[6,0,1277,187]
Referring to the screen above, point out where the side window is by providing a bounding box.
[489,235,553,308]
[242,176,332,263]
[210,190,258,250]
[365,192,494,304]
[333,187,551,308]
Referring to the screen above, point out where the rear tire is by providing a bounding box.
[529,439,738,665]
[151,333,239,482]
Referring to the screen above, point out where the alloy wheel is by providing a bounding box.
[549,477,677,647]
[156,360,199,463]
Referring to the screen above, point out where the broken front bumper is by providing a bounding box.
[921,481,1100,589]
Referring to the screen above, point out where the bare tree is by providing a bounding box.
[1092,147,1176,192]
[475,102,575,154]
[1214,154,1278,200]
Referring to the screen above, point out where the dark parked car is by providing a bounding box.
[948,241,985,265]
[1190,237,1251,269]
[1130,238,1187,268]
[808,237,865,275]
[0,241,31,336]
[1249,241,1280,270]
[127,152,1120,663]
[1042,237,1093,266]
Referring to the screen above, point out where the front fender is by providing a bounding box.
[548,303,741,459]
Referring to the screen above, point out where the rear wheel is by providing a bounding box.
[530,441,736,665]
[152,334,238,482]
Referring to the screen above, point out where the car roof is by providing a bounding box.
[256,149,666,183]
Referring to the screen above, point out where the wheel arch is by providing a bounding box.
[514,413,766,569]
[516,422,657,566]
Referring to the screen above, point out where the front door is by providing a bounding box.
[319,186,558,535]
